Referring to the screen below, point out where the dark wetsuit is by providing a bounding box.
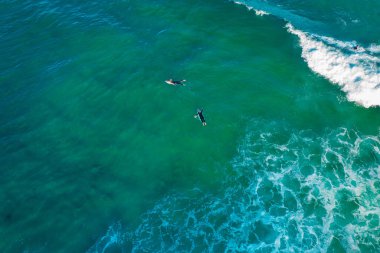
[172,80,184,85]
[198,110,206,123]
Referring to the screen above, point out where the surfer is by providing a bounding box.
[165,79,186,86]
[353,45,358,50]
[194,109,207,126]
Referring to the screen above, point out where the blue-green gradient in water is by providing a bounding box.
[0,0,379,252]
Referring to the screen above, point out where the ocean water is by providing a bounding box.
[0,0,379,252]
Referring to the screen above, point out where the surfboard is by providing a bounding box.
[165,80,175,85]
[165,80,186,86]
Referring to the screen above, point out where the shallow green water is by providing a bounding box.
[1,0,379,252]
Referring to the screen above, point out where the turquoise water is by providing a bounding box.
[1,0,379,252]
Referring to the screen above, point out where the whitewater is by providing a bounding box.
[235,0,380,108]
[1,0,380,252]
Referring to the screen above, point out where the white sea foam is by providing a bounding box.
[231,0,380,108]
[368,44,380,54]
[254,9,268,16]
[286,24,380,108]
[233,1,269,16]
[87,121,380,252]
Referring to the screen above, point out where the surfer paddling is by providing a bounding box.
[165,79,186,86]
[194,109,207,126]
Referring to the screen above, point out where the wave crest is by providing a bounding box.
[286,24,380,108]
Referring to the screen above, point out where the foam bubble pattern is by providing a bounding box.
[89,121,380,252]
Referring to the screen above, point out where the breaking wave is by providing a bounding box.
[286,24,380,108]
[232,0,380,108]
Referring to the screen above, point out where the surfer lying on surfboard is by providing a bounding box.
[165,79,186,86]
[194,109,206,126]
